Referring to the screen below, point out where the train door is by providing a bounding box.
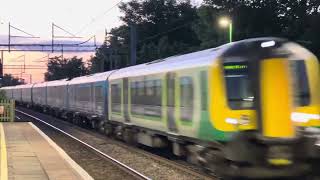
[90,83,94,113]
[123,78,130,122]
[166,72,178,132]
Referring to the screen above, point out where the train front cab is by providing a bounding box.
[211,39,320,178]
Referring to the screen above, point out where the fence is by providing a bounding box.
[0,99,15,122]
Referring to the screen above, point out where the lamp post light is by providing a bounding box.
[219,17,233,43]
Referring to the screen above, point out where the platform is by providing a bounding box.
[0,122,93,180]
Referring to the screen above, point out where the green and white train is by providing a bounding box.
[3,37,320,178]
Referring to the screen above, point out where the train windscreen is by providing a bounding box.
[224,62,254,109]
[290,60,310,106]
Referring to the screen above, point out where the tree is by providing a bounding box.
[90,0,201,72]
[90,0,320,73]
[119,0,200,60]
[45,56,88,81]
[200,0,320,57]
[2,74,23,86]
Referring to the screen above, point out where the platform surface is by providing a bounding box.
[0,122,92,180]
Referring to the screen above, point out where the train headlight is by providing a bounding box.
[225,116,250,125]
[225,118,239,125]
[291,112,320,123]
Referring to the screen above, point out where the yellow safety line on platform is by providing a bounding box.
[0,123,8,180]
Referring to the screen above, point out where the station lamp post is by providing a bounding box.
[219,17,233,43]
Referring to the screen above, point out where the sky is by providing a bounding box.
[0,0,203,83]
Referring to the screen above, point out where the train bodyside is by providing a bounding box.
[1,86,13,99]
[66,71,114,128]
[106,38,320,178]
[32,82,47,111]
[12,85,23,103]
[20,84,35,107]
[45,79,68,116]
[107,47,237,147]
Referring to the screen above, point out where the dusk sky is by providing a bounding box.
[0,0,203,83]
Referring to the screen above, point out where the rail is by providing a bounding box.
[15,109,152,180]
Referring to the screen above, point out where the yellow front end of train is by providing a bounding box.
[209,38,320,178]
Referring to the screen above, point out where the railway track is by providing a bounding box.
[16,107,217,180]
[16,109,151,180]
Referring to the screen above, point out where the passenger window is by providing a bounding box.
[78,86,90,102]
[130,79,162,117]
[146,81,154,96]
[180,76,194,122]
[111,83,122,113]
[138,82,145,96]
[95,86,103,103]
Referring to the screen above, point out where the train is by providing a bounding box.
[2,37,320,179]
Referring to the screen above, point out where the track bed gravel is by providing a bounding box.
[16,107,215,180]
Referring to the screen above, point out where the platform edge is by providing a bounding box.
[28,122,94,180]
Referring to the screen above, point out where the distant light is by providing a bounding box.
[219,17,231,28]
[225,118,238,125]
[291,112,320,123]
[261,41,276,48]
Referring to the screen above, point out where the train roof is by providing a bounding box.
[67,71,115,85]
[108,37,291,80]
[108,45,228,80]
[20,83,35,89]
[7,84,34,89]
[33,82,47,88]
[46,79,69,87]
[3,37,296,86]
[1,86,13,90]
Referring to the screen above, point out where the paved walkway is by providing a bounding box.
[0,122,93,180]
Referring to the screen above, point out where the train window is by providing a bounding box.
[147,79,162,106]
[130,81,142,115]
[111,84,121,104]
[95,86,103,103]
[146,80,154,96]
[290,60,310,106]
[130,79,162,118]
[180,76,194,122]
[111,83,122,113]
[137,81,145,96]
[130,82,137,103]
[155,80,162,97]
[224,62,254,110]
[78,86,90,102]
[130,79,162,106]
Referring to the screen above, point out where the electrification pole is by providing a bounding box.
[0,51,3,87]
[130,24,137,66]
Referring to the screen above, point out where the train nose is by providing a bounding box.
[258,58,296,139]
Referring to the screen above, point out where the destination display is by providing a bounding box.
[224,62,249,75]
